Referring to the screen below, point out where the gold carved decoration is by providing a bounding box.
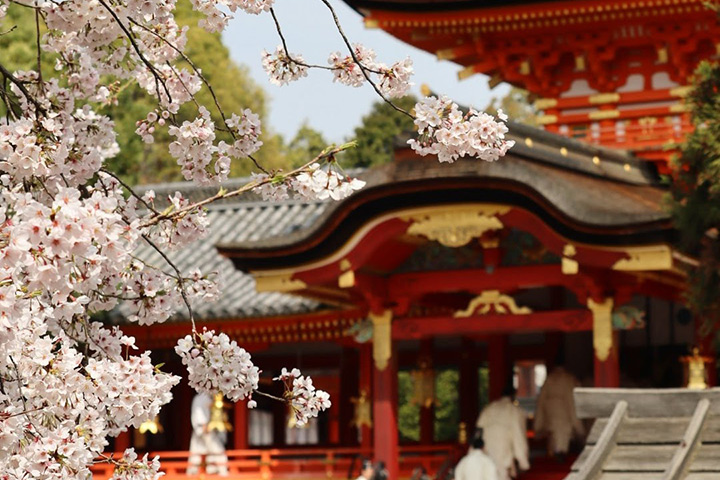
[588,298,614,362]
[670,103,691,113]
[208,393,232,433]
[534,98,557,110]
[255,273,307,292]
[670,86,692,98]
[436,48,456,60]
[657,46,668,64]
[458,65,476,81]
[562,243,578,275]
[575,55,586,72]
[611,245,672,271]
[370,310,392,371]
[350,390,372,429]
[519,60,531,75]
[338,258,355,289]
[404,205,510,248]
[588,109,620,120]
[589,93,621,105]
[537,114,558,125]
[454,290,532,317]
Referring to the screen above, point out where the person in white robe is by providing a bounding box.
[454,436,498,480]
[476,387,529,480]
[534,365,584,458]
[187,392,229,476]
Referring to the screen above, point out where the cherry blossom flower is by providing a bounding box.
[274,368,332,426]
[262,45,309,86]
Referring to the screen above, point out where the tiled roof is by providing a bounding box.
[112,198,332,322]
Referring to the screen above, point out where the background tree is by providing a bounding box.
[342,95,417,168]
[485,87,537,126]
[284,121,328,168]
[670,60,720,331]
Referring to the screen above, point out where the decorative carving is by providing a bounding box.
[350,390,373,429]
[454,290,532,317]
[611,245,673,271]
[370,310,392,371]
[254,273,306,292]
[562,243,579,275]
[405,206,510,248]
[589,92,621,104]
[588,298,614,362]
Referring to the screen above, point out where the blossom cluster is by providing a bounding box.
[408,96,515,163]
[274,368,332,427]
[262,46,309,86]
[110,449,164,480]
[175,330,260,403]
[263,42,414,98]
[252,163,366,202]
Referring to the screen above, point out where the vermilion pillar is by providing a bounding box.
[233,399,248,449]
[340,348,360,446]
[594,331,620,387]
[488,335,509,400]
[370,310,398,479]
[115,431,131,452]
[373,350,398,478]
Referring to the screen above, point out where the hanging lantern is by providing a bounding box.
[681,347,712,390]
[350,389,372,429]
[138,416,163,435]
[207,393,233,432]
[410,356,436,409]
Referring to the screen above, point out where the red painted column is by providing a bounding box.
[373,348,398,479]
[594,331,620,387]
[115,431,131,452]
[488,335,509,401]
[359,344,373,449]
[419,339,434,445]
[233,399,248,449]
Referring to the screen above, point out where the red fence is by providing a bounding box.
[91,444,462,479]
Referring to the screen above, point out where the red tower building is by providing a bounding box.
[347,0,720,173]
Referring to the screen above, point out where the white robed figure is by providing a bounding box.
[187,392,229,476]
[476,388,529,480]
[454,435,499,480]
[534,366,585,457]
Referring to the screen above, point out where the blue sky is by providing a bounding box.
[223,0,509,143]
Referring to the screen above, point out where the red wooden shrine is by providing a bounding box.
[350,0,720,174]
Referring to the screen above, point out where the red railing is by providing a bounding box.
[91,444,461,479]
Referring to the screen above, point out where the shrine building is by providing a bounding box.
[96,1,720,479]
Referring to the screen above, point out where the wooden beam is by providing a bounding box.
[662,399,711,480]
[570,400,627,480]
[388,265,596,300]
[392,310,591,339]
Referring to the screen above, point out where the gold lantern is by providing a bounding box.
[138,416,163,435]
[410,356,436,409]
[207,393,233,432]
[350,389,372,429]
[681,347,712,390]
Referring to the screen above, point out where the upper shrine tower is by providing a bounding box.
[345,0,720,174]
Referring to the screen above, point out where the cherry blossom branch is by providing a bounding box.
[140,233,197,331]
[96,0,173,104]
[0,62,45,114]
[141,142,352,227]
[317,0,413,119]
[268,8,335,72]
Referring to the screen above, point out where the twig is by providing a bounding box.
[317,0,413,119]
[34,7,43,86]
[0,62,45,114]
[97,0,172,105]
[140,233,196,332]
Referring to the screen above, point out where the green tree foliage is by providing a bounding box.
[342,96,417,168]
[433,369,459,443]
[284,122,328,168]
[0,1,286,185]
[486,87,537,126]
[670,61,720,329]
[398,370,420,442]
